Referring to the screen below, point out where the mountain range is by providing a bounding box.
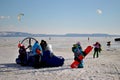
[0,31,120,37]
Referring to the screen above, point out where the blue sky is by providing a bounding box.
[0,0,120,34]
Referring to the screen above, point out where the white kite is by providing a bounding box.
[17,13,24,21]
[96,9,102,15]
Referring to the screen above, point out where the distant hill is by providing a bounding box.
[65,33,109,37]
[0,31,120,37]
[0,31,31,37]
[0,31,46,37]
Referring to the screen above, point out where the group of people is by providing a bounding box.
[72,41,102,68]
[16,37,104,69]
[16,40,64,68]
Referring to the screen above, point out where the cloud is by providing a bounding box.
[0,16,10,19]
[96,9,102,14]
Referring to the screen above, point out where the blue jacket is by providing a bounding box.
[32,41,43,55]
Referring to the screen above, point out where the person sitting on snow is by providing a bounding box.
[16,43,27,66]
[40,40,64,67]
[40,40,54,57]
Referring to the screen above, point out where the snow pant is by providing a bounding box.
[16,54,27,66]
[74,57,84,68]
[93,48,99,58]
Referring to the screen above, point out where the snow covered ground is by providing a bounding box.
[0,37,120,80]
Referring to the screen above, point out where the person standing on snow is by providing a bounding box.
[72,42,84,68]
[93,42,101,58]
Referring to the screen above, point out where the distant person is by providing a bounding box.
[49,37,51,40]
[93,42,101,58]
[72,42,84,68]
[107,41,111,48]
[88,37,90,42]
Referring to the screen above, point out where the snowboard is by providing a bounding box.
[71,46,93,68]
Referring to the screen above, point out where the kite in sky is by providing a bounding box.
[17,13,24,21]
[96,9,102,15]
